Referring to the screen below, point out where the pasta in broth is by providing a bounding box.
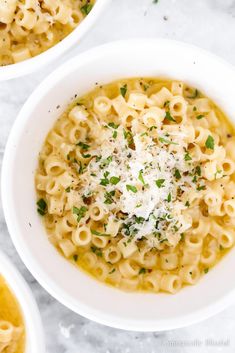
[35,78,235,294]
[0,276,25,353]
[0,0,95,66]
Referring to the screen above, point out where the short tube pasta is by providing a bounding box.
[0,0,96,66]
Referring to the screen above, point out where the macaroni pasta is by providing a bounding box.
[35,78,235,294]
[0,0,95,66]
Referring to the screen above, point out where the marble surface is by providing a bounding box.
[1,0,235,352]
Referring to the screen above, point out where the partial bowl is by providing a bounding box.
[0,0,109,81]
[2,39,235,331]
[0,250,45,352]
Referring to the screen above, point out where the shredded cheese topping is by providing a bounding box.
[80,123,201,248]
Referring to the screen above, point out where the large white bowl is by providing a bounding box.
[0,251,45,352]
[0,0,109,81]
[2,39,235,331]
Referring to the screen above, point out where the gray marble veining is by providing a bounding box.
[1,0,235,352]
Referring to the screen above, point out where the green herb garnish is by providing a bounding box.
[195,166,201,176]
[205,135,214,150]
[81,3,93,15]
[138,170,145,185]
[110,176,120,185]
[77,141,90,151]
[120,84,127,97]
[108,122,119,129]
[109,268,116,274]
[139,268,146,274]
[174,169,181,180]
[91,229,110,237]
[155,179,165,188]
[126,184,137,193]
[196,114,204,120]
[91,246,102,257]
[184,152,192,161]
[159,137,178,145]
[72,206,88,222]
[104,190,115,204]
[197,185,206,191]
[37,198,47,216]
[165,111,176,123]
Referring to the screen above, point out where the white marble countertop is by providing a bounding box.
[1,0,235,352]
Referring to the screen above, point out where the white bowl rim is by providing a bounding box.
[2,38,235,332]
[0,0,110,82]
[0,250,45,352]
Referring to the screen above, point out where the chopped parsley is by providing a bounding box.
[104,190,115,204]
[108,122,119,129]
[77,141,90,151]
[123,129,134,146]
[167,193,172,202]
[65,186,71,193]
[139,268,146,274]
[205,135,214,150]
[159,137,178,145]
[165,111,176,123]
[91,229,110,237]
[109,268,116,274]
[126,184,137,193]
[120,84,127,97]
[195,166,201,176]
[81,3,93,15]
[100,156,112,169]
[37,198,47,216]
[110,176,120,185]
[197,185,206,191]
[196,114,204,120]
[91,246,102,257]
[138,170,145,185]
[155,179,165,188]
[184,152,192,161]
[174,169,181,180]
[81,153,91,159]
[100,171,110,186]
[204,268,209,274]
[72,206,88,222]
[78,161,85,174]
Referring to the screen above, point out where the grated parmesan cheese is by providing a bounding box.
[78,122,202,248]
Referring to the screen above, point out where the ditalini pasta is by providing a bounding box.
[0,0,95,66]
[36,78,235,294]
[0,276,25,353]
